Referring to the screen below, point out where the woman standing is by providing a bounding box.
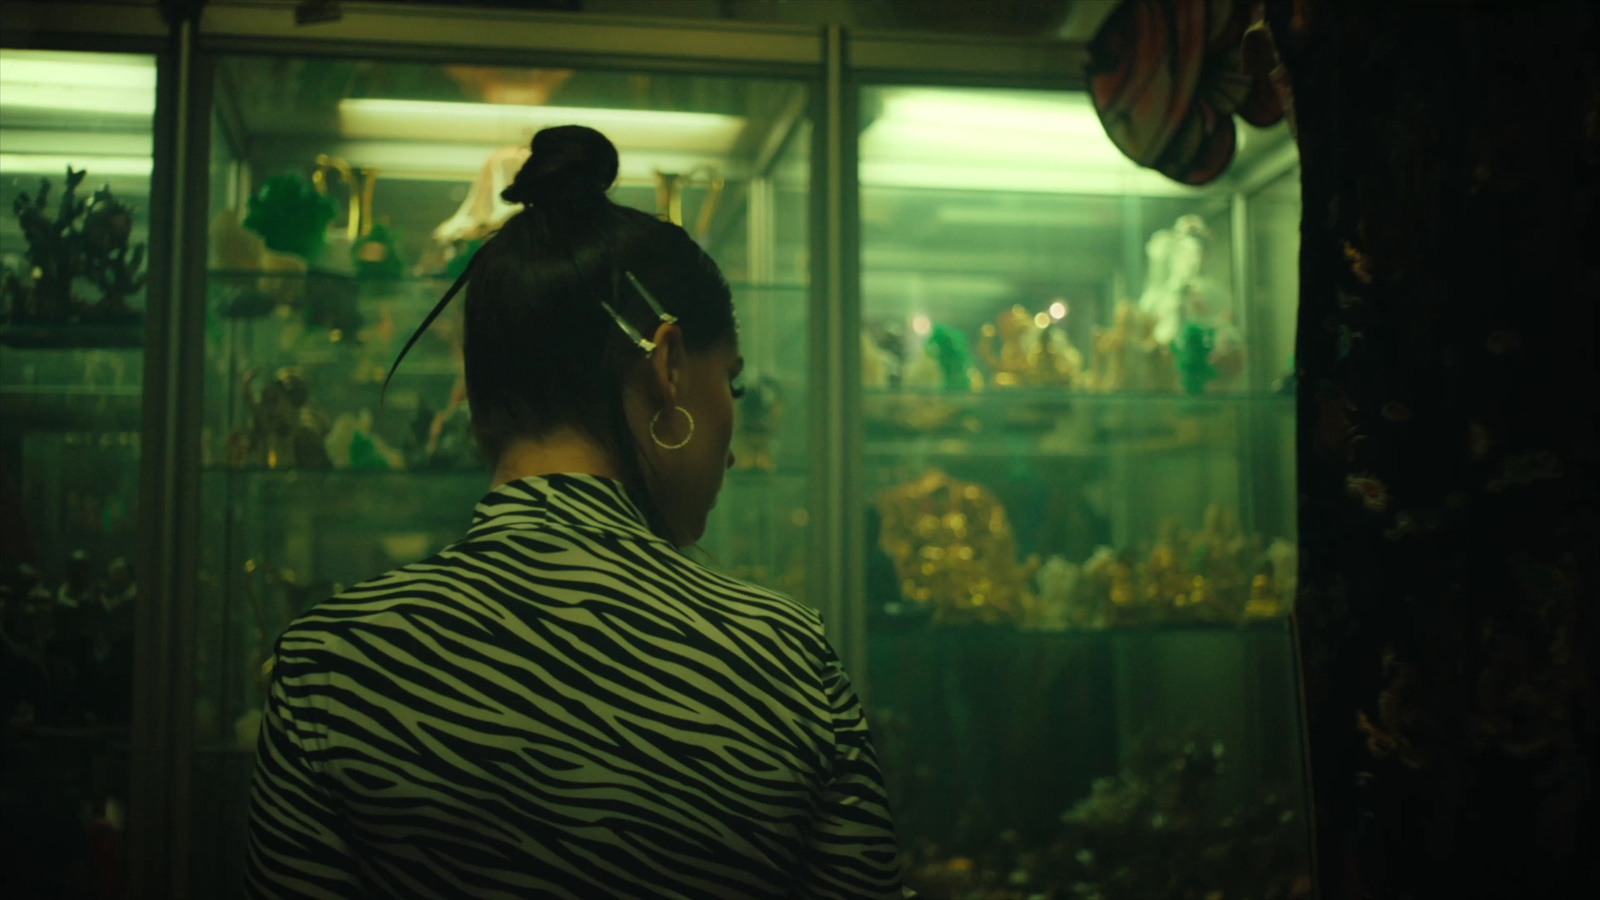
[244,126,902,899]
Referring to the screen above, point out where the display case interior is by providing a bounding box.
[0,47,156,899]
[189,54,814,895]
[856,85,1310,898]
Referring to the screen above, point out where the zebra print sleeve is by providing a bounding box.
[795,637,904,900]
[244,660,362,899]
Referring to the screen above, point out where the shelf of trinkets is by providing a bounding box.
[864,388,1291,460]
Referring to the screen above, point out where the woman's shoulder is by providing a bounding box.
[668,555,826,633]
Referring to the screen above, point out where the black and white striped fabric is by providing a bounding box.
[244,473,903,899]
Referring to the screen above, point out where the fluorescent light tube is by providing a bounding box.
[0,154,153,176]
[861,86,1209,196]
[0,51,156,118]
[338,99,745,154]
[253,140,745,184]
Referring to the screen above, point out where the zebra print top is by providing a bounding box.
[244,473,903,899]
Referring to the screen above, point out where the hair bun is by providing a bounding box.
[502,125,619,208]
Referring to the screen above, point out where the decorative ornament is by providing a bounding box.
[243,174,338,260]
[352,220,406,281]
[433,146,531,245]
[980,304,1083,387]
[227,367,332,469]
[3,167,148,327]
[1174,322,1220,396]
[924,324,984,392]
[876,469,1037,626]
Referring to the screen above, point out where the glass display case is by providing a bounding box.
[5,5,1318,897]
[855,86,1310,898]
[0,48,157,898]
[189,54,814,895]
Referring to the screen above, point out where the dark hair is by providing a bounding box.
[463,125,735,534]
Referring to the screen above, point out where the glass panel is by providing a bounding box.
[858,85,1310,898]
[1,48,156,899]
[192,55,811,894]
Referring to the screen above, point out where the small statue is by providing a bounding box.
[1033,555,1081,630]
[1083,545,1137,623]
[243,174,338,261]
[732,374,782,471]
[1144,520,1194,613]
[1174,322,1219,396]
[57,549,98,610]
[1244,560,1283,618]
[1085,302,1134,391]
[1137,214,1228,347]
[353,219,406,281]
[326,409,406,469]
[79,186,147,321]
[980,305,1083,388]
[229,367,332,468]
[876,469,1037,625]
[923,324,983,392]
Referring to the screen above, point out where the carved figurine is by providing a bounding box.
[1085,301,1135,391]
[1137,214,1227,347]
[1033,555,1081,630]
[1174,322,1219,396]
[980,305,1083,388]
[326,409,406,470]
[924,324,984,392]
[243,174,338,261]
[228,367,332,469]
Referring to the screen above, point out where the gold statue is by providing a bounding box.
[876,469,1037,625]
[1083,300,1180,393]
[980,305,1083,387]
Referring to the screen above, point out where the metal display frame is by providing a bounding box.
[1,3,1309,896]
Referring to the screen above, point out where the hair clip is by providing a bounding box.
[599,297,657,353]
[601,271,678,353]
[625,271,678,325]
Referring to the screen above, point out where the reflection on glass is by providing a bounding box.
[0,48,155,900]
[859,85,1309,898]
[191,56,810,894]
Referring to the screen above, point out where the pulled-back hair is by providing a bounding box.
[461,125,735,530]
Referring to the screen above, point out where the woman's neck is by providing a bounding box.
[491,428,622,489]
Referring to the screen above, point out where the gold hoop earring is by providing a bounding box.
[650,406,694,450]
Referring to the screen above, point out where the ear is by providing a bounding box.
[644,321,686,406]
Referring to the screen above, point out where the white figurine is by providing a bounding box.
[433,146,534,245]
[1137,214,1229,347]
[1034,555,1081,631]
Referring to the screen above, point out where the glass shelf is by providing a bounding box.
[0,323,146,349]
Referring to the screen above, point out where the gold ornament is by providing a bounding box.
[876,469,1038,625]
[980,305,1084,388]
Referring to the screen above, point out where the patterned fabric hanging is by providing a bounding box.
[1087,0,1285,185]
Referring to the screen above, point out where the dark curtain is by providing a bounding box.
[1266,2,1599,896]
